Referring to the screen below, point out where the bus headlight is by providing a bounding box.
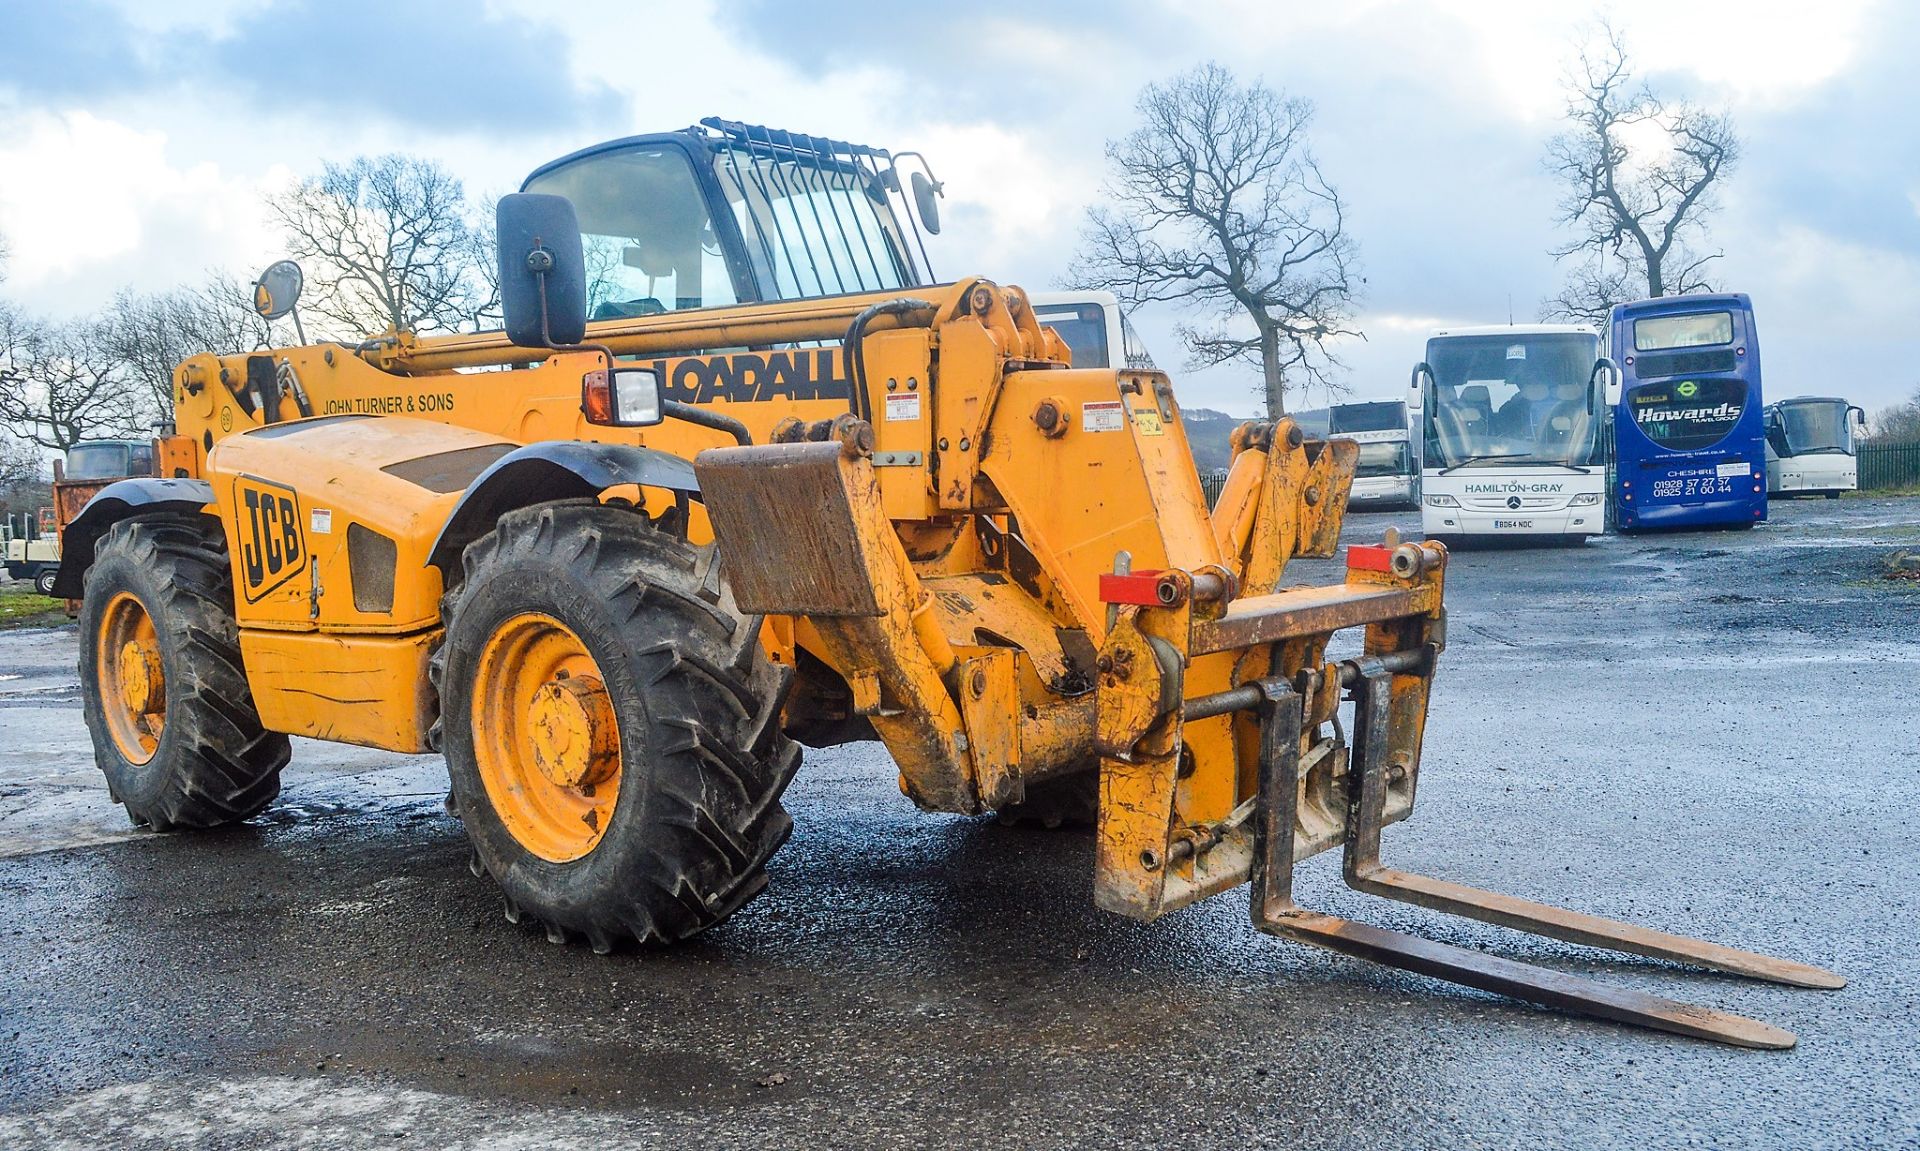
[1568,493,1600,506]
[1425,494,1459,508]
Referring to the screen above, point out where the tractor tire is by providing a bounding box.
[34,567,57,596]
[79,516,289,830]
[437,501,799,951]
[994,770,1098,830]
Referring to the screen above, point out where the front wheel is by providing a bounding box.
[79,517,288,830]
[34,567,57,596]
[438,501,800,951]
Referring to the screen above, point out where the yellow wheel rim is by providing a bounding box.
[97,591,166,765]
[472,612,622,863]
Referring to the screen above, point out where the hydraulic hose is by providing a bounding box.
[842,298,936,422]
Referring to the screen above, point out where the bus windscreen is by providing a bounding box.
[1354,440,1410,478]
[1634,312,1733,352]
[1775,401,1852,454]
[1329,401,1406,434]
[1033,306,1109,369]
[1424,333,1602,468]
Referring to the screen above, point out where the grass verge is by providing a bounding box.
[0,587,72,629]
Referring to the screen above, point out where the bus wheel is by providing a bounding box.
[34,568,57,596]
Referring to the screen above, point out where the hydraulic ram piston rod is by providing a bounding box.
[1184,647,1429,722]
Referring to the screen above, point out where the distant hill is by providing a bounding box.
[1182,407,1244,473]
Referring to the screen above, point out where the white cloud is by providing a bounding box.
[1202,0,1876,119]
[0,109,288,306]
[0,0,1913,418]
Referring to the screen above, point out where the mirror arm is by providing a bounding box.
[529,258,616,374]
[663,399,751,446]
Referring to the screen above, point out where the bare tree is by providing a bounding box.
[0,429,43,486]
[0,310,155,451]
[465,193,503,332]
[1071,64,1361,417]
[0,430,48,521]
[1544,22,1741,325]
[270,154,486,338]
[106,273,278,421]
[1868,385,1920,442]
[0,432,50,544]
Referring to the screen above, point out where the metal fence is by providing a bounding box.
[1859,441,1920,491]
[1200,472,1229,507]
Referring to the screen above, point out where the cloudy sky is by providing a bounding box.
[1,0,1914,417]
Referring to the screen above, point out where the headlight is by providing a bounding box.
[1425,494,1459,508]
[1568,493,1601,506]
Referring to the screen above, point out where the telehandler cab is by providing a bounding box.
[59,119,1840,1048]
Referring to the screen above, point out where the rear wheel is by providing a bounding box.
[34,567,57,596]
[79,516,288,830]
[438,501,799,950]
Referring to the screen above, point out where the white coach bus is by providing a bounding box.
[1412,324,1618,544]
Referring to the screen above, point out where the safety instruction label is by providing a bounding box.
[1132,409,1165,436]
[309,509,333,535]
[1083,401,1125,432]
[884,392,922,421]
[1715,461,1749,478]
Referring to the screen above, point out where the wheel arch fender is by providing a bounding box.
[428,441,700,577]
[50,478,218,599]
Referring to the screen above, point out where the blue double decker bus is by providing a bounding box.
[1608,293,1767,531]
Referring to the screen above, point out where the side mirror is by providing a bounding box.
[583,365,664,428]
[910,171,942,236]
[497,193,587,348]
[1593,357,1622,407]
[251,260,304,320]
[1408,362,1433,412]
[1851,405,1867,426]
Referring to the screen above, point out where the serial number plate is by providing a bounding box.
[1083,401,1125,432]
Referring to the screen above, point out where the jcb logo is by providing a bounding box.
[234,476,305,602]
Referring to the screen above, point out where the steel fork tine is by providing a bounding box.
[1343,670,1845,991]
[1257,906,1798,1049]
[1249,674,1807,1050]
[1343,867,1845,990]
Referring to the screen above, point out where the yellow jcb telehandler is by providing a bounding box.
[57,119,1840,1048]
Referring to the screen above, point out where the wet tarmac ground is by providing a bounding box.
[2,497,1917,1149]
